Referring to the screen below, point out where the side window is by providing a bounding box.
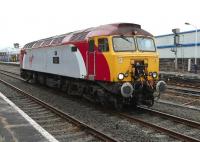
[89,40,94,52]
[98,38,109,52]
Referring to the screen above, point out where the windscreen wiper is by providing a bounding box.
[120,35,131,43]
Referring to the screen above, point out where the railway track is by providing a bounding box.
[0,69,20,76]
[167,85,200,96]
[1,69,200,96]
[0,66,200,96]
[0,78,118,142]
[0,70,22,81]
[1,69,199,109]
[1,63,200,90]
[1,69,200,141]
[117,106,200,142]
[168,82,200,90]
[0,68,199,107]
[155,99,200,112]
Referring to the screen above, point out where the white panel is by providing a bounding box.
[22,45,87,79]
[75,50,87,77]
[23,48,47,72]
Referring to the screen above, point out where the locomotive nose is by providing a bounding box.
[121,82,134,98]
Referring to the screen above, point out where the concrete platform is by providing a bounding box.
[0,62,20,66]
[0,92,58,142]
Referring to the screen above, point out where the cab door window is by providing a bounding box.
[89,39,95,52]
[98,38,109,52]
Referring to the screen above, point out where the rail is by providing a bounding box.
[0,78,118,142]
[118,111,200,142]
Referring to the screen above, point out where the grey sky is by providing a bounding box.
[0,0,199,49]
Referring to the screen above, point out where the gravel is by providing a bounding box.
[1,65,199,141]
[152,101,200,122]
[128,110,200,140]
[0,73,179,142]
[159,92,200,109]
[0,81,98,142]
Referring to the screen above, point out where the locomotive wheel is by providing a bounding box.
[114,98,124,111]
[24,76,30,82]
[30,73,38,84]
[24,72,32,82]
[38,75,46,85]
[142,86,154,107]
[97,89,109,107]
[153,91,160,101]
[145,95,154,107]
[67,83,74,95]
[131,100,137,108]
[147,99,154,107]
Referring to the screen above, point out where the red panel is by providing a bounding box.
[95,52,110,81]
[19,49,26,67]
[72,41,110,81]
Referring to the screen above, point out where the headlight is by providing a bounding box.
[118,73,124,80]
[152,72,157,78]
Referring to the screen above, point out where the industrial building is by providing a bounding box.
[155,29,200,73]
[0,47,20,62]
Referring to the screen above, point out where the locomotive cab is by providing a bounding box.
[88,35,166,107]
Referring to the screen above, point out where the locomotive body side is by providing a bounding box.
[20,23,166,109]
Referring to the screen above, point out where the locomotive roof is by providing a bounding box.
[24,23,153,49]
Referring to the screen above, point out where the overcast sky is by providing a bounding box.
[0,0,199,49]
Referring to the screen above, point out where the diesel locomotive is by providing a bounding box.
[20,23,166,110]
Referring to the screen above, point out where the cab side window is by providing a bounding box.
[89,40,94,52]
[98,38,109,52]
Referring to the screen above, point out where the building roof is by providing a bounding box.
[155,29,200,38]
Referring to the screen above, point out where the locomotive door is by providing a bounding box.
[87,39,96,80]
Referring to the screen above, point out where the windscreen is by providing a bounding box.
[113,37,136,52]
[137,37,156,51]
